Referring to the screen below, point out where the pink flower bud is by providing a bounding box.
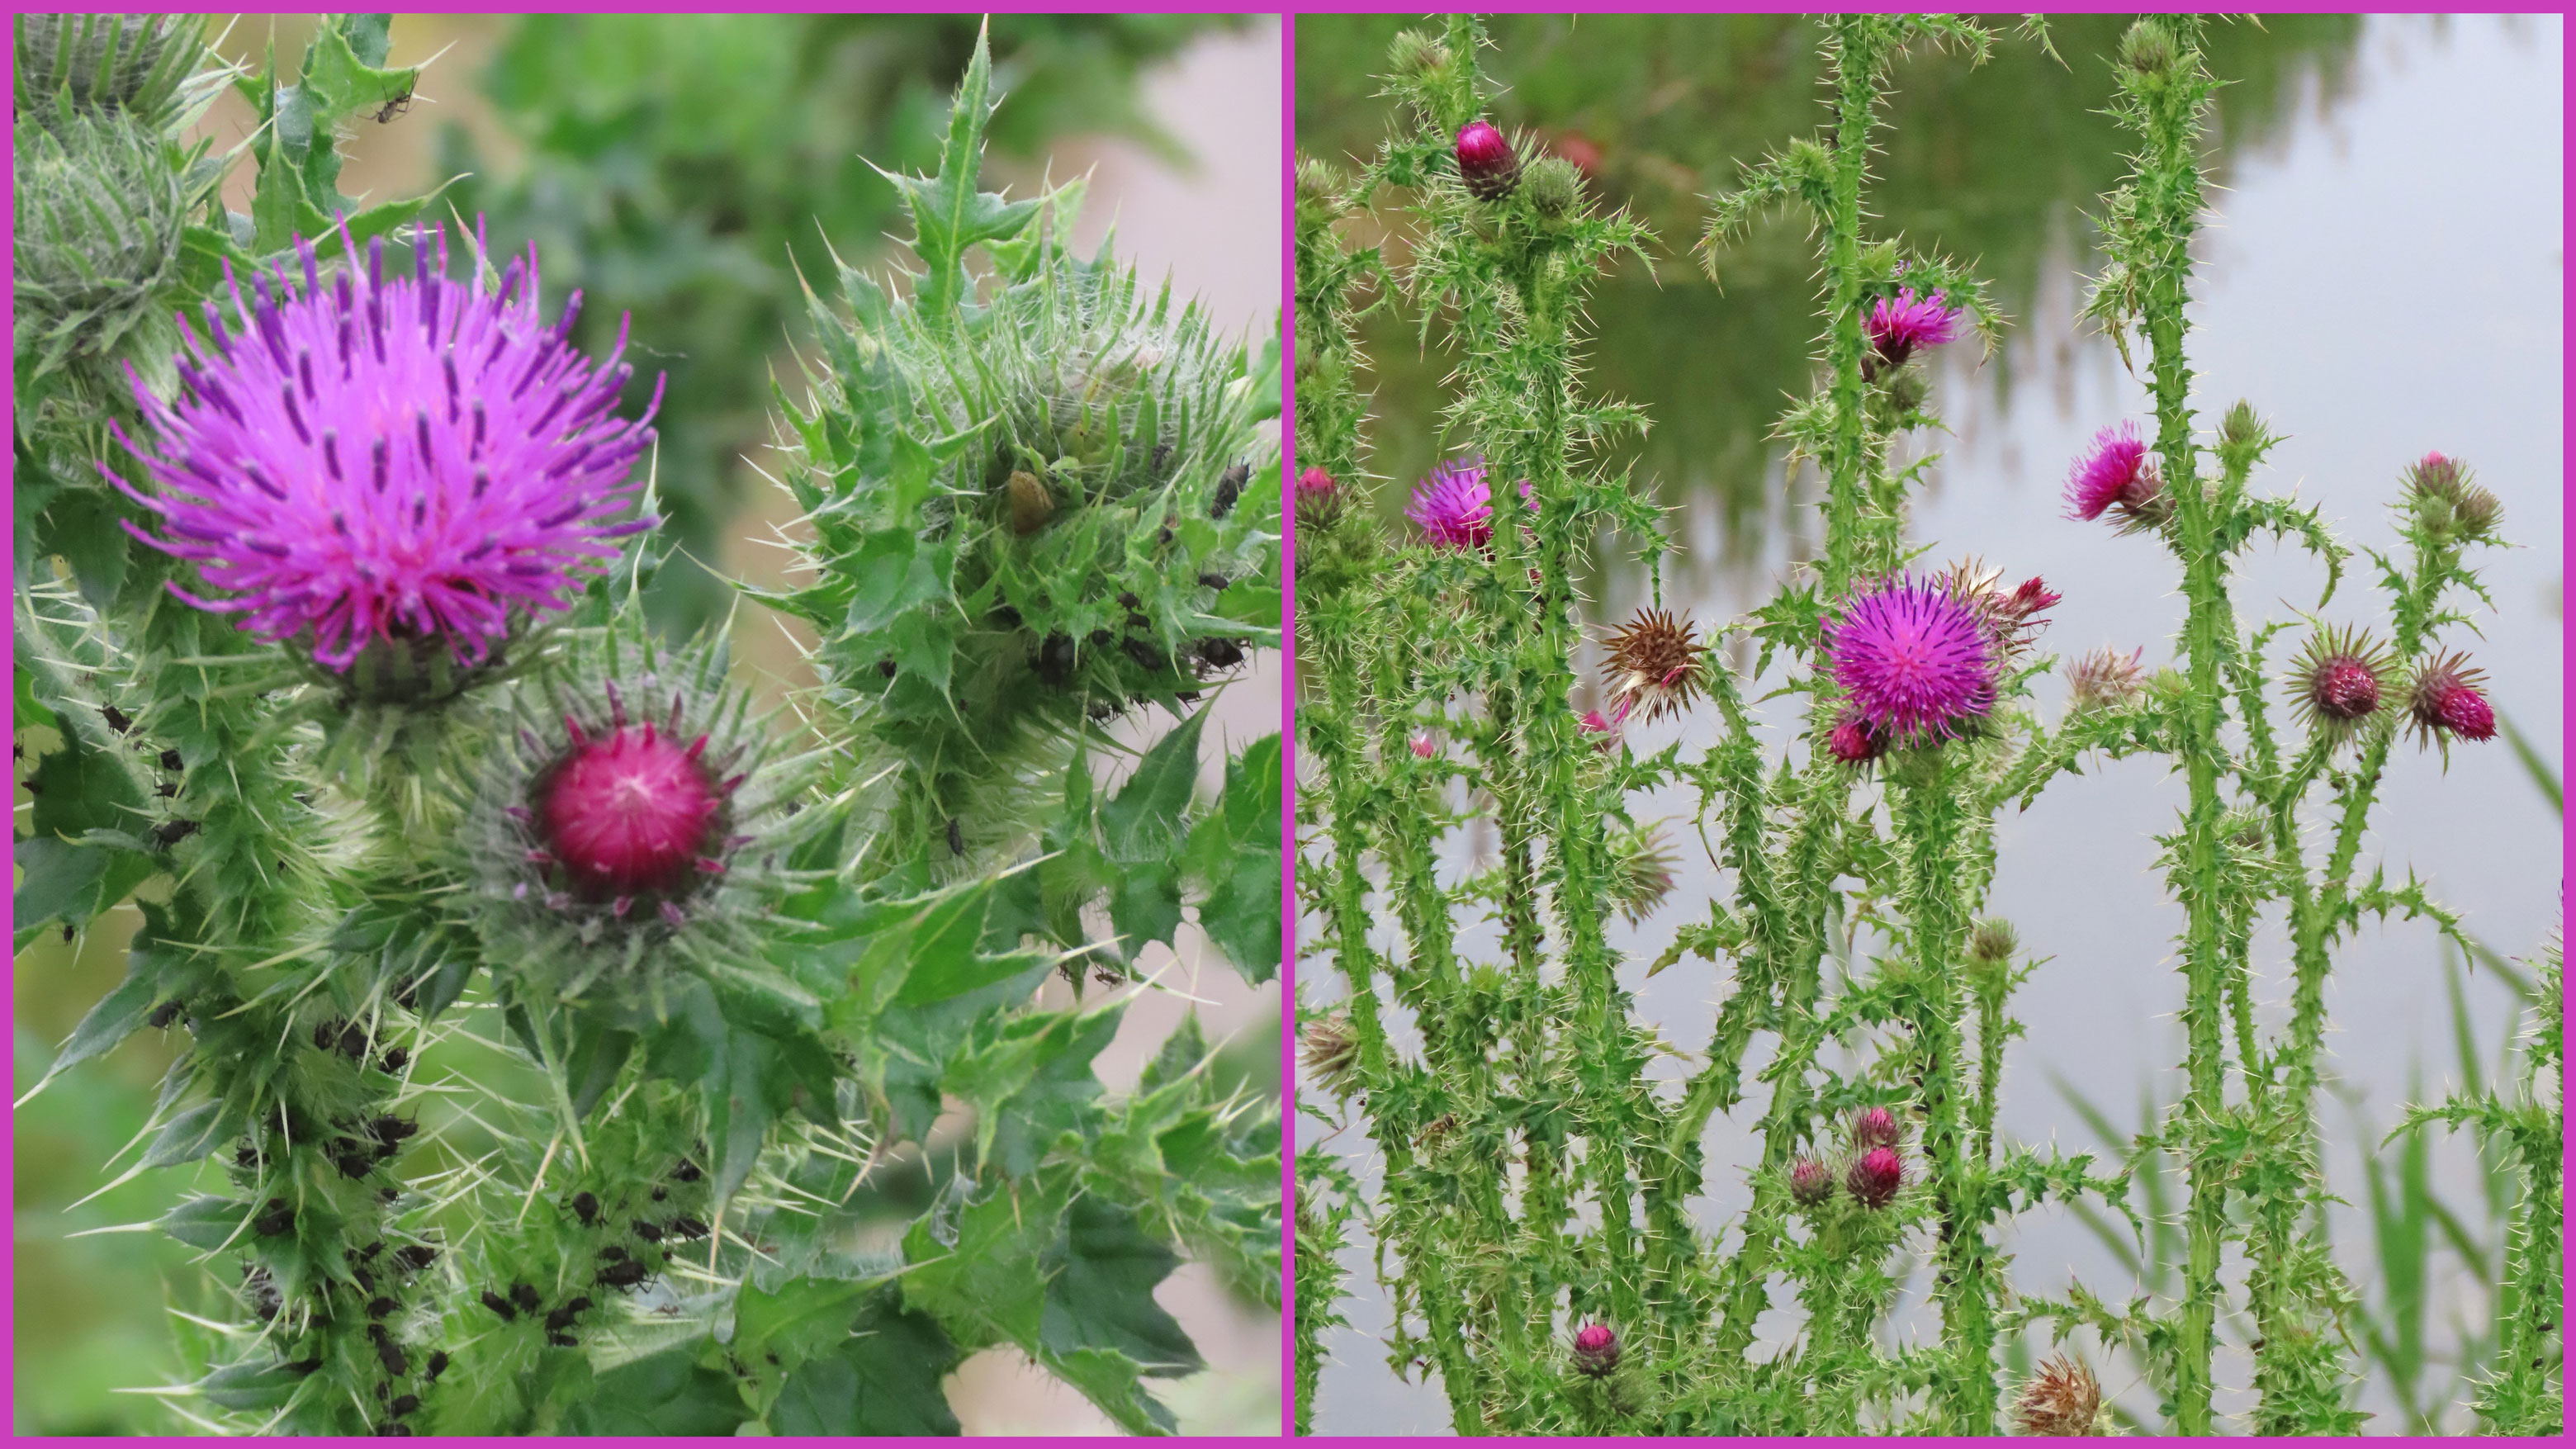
[542,722,724,895]
[2408,652,2496,745]
[1788,1155,1833,1208]
[1827,713,1886,765]
[1851,1105,1901,1150]
[1454,120,1521,201]
[1571,1322,1620,1377]
[1846,1145,1905,1210]
[1409,732,1437,759]
[1295,466,1342,528]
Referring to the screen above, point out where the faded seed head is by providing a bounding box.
[2067,645,2147,713]
[2012,1352,2107,1436]
[1299,1014,1361,1096]
[1603,607,1704,724]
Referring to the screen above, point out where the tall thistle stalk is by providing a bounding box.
[1299,13,2528,1437]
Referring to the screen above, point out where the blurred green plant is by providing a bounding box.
[441,13,1245,636]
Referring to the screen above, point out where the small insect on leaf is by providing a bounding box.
[571,1190,599,1226]
[479,1290,516,1322]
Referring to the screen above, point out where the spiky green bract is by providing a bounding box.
[12,12,223,133]
[12,110,191,424]
[769,28,1277,887]
[458,618,819,1022]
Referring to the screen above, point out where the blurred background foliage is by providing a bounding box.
[13,12,1272,1436]
[1295,12,2361,553]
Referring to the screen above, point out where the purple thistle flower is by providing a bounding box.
[1821,575,1996,744]
[1404,457,1527,552]
[2063,422,2167,529]
[106,221,661,673]
[1788,1155,1834,1208]
[1865,286,1966,374]
[1851,1105,1902,1150]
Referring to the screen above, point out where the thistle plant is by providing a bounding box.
[18,18,1279,1435]
[1295,14,2550,1435]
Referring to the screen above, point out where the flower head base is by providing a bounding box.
[1603,607,1704,723]
[1826,712,1888,766]
[1609,825,1679,925]
[2407,651,2496,748]
[108,223,661,683]
[1846,1145,1906,1210]
[2063,422,2169,532]
[466,626,804,1008]
[1788,1155,1835,1209]
[2288,624,2394,747]
[2067,645,2147,713]
[1850,1105,1903,1151]
[1570,1323,1621,1378]
[1295,465,1343,529]
[1300,1013,1360,1097]
[2012,1352,2109,1436]
[2403,451,2502,543]
[1822,575,1997,745]
[1404,457,1527,552]
[1865,286,1967,377]
[1455,120,1521,201]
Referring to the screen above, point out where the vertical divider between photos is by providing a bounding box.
[1276,11,1303,1439]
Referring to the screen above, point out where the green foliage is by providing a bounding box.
[1297,13,2536,1437]
[16,17,1276,1436]
[442,14,1245,634]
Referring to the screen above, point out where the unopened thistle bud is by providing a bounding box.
[1968,917,2018,967]
[1788,1155,1834,1209]
[12,111,187,385]
[1827,712,1887,766]
[2011,1352,2109,1436]
[1608,825,1679,925]
[2218,398,2267,452]
[1846,1144,1906,1210]
[466,629,803,1006]
[2289,624,2394,748]
[1522,154,1583,220]
[1570,1323,1621,1378]
[1385,28,1447,80]
[2066,645,2147,713]
[2119,17,2180,78]
[1454,121,1521,202]
[14,12,212,130]
[2407,651,2497,747]
[1295,154,1345,220]
[1295,465,1343,529]
[1299,1013,1360,1096]
[1850,1104,1903,1151]
[2403,451,2502,543]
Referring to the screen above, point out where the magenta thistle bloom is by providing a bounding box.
[1865,286,1967,375]
[1579,698,1631,751]
[1404,457,1527,552]
[2062,422,2167,530]
[1571,1322,1621,1378]
[2408,651,2496,746]
[1821,576,1996,744]
[107,222,661,674]
[1846,1145,1906,1210]
[1455,120,1521,201]
[1408,731,1438,760]
[1851,1105,1903,1150]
